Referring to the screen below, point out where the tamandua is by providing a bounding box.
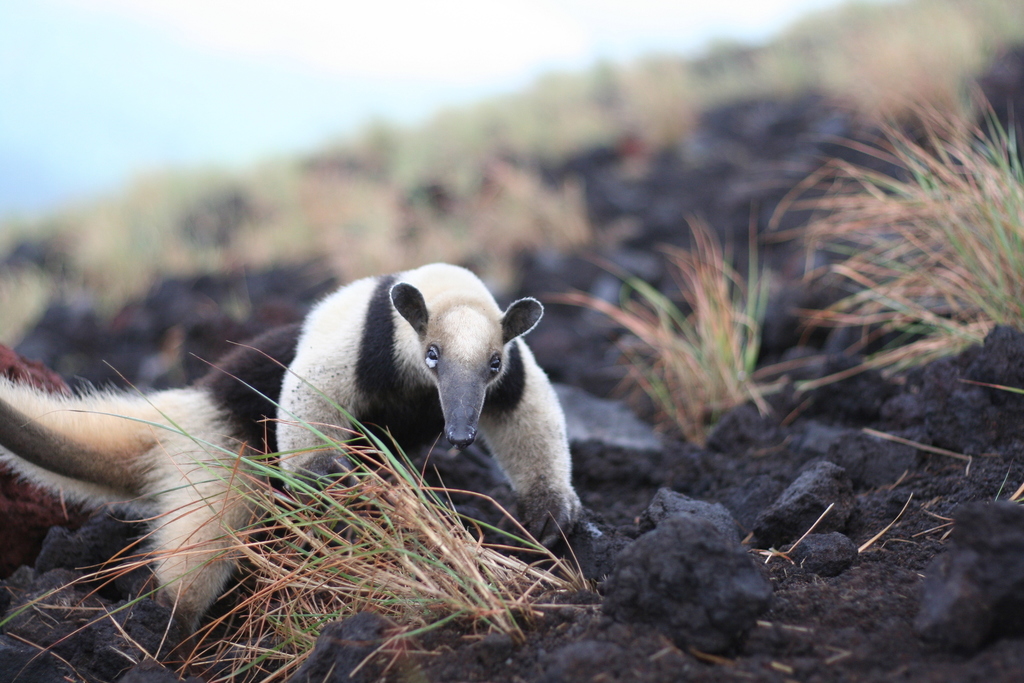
[0,263,582,632]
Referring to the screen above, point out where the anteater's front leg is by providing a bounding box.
[479,348,581,546]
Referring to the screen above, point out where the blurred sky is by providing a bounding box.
[1,0,855,217]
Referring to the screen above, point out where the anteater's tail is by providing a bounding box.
[0,378,159,502]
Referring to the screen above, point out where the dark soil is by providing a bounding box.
[4,47,1024,683]
[379,326,1024,683]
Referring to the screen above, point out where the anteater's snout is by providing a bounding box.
[446,424,477,450]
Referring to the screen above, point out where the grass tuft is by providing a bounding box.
[802,107,1024,375]
[2,413,581,682]
[173,435,577,680]
[563,221,769,444]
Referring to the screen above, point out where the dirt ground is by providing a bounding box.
[5,323,1024,683]
[380,326,1024,683]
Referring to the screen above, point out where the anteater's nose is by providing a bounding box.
[446,425,477,450]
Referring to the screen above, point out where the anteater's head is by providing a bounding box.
[390,282,541,450]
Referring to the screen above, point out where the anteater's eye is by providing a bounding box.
[489,355,501,374]
[425,346,439,369]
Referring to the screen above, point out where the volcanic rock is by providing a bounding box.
[637,487,741,544]
[789,531,858,577]
[826,430,917,489]
[540,640,626,682]
[119,660,206,683]
[286,612,394,683]
[915,501,1024,652]
[0,635,77,683]
[602,515,773,653]
[555,383,661,453]
[2,567,179,682]
[753,460,855,548]
[563,510,634,582]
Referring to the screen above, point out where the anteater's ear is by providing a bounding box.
[390,282,429,337]
[501,297,543,343]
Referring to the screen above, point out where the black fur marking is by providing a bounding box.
[355,275,400,397]
[357,277,445,447]
[483,340,526,415]
[390,282,429,337]
[199,323,301,453]
[502,298,542,343]
[359,385,446,451]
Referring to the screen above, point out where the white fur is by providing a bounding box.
[279,263,581,536]
[0,378,257,630]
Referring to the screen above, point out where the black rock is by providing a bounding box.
[826,431,917,489]
[717,473,788,533]
[15,262,334,391]
[807,357,897,424]
[541,640,625,683]
[966,326,1024,409]
[554,383,662,453]
[753,461,854,548]
[789,532,858,577]
[0,635,75,683]
[119,660,206,683]
[979,48,1024,161]
[638,488,741,544]
[602,516,773,653]
[907,329,1024,456]
[706,403,781,455]
[790,421,848,459]
[287,612,393,683]
[915,502,1024,652]
[34,510,144,574]
[563,510,633,582]
[0,238,69,274]
[465,632,515,670]
[33,509,154,602]
[3,567,179,682]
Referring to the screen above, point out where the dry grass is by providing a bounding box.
[801,107,1024,375]
[0,402,581,682]
[148,435,576,681]
[0,151,591,335]
[771,0,1024,118]
[562,221,769,444]
[364,0,1024,184]
[0,163,318,325]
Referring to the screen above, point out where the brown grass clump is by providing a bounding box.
[801,107,1024,376]
[562,221,769,445]
[38,431,580,682]
[773,0,1024,119]
[187,439,579,681]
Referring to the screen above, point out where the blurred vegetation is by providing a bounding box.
[562,221,771,444]
[3,0,1024,344]
[802,107,1024,381]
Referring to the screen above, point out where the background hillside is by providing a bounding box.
[3,0,1024,349]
